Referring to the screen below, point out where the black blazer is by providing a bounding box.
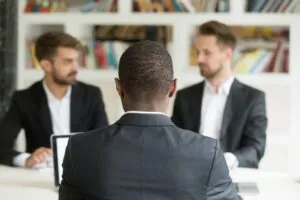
[0,80,108,165]
[171,79,267,168]
[59,113,240,200]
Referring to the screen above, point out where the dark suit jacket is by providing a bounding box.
[0,80,108,165]
[59,113,240,200]
[171,79,267,168]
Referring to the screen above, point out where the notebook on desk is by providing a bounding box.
[234,182,259,195]
[50,134,72,188]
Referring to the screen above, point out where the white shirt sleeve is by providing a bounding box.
[224,152,239,170]
[13,153,31,167]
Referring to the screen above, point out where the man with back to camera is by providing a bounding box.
[59,40,240,200]
[0,31,109,168]
[172,20,267,169]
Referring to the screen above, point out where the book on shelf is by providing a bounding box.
[26,39,40,69]
[246,0,300,13]
[190,26,289,73]
[232,39,289,73]
[26,39,131,70]
[133,0,230,13]
[26,24,172,70]
[24,0,118,13]
[94,25,172,47]
[80,40,129,69]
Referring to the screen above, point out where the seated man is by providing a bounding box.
[172,20,267,169]
[0,31,108,168]
[59,40,240,200]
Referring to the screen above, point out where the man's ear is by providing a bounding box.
[40,59,52,72]
[169,78,177,98]
[223,46,233,61]
[115,78,124,98]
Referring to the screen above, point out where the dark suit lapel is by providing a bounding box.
[220,79,243,139]
[70,83,83,132]
[191,82,205,133]
[34,81,53,135]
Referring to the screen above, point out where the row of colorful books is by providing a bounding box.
[26,39,129,69]
[232,40,289,73]
[27,38,289,73]
[246,0,300,13]
[133,0,230,12]
[24,0,118,13]
[94,25,172,45]
[23,0,229,13]
[22,0,300,13]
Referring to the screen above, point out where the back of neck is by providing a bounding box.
[124,101,168,114]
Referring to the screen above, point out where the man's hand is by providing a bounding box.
[25,147,52,169]
[224,152,239,171]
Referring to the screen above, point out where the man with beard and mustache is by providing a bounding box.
[0,31,108,168]
[172,20,267,169]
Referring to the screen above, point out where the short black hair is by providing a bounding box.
[35,31,82,62]
[118,40,173,101]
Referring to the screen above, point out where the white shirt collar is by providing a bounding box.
[42,81,71,101]
[124,111,168,116]
[204,76,234,95]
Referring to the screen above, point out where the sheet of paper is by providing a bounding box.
[56,137,69,184]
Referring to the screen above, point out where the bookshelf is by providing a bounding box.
[17,0,300,175]
[245,0,300,13]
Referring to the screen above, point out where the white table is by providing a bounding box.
[0,165,300,200]
[230,168,300,200]
[0,165,57,200]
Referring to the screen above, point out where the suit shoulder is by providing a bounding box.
[12,81,41,99]
[11,89,27,98]
[176,127,217,148]
[70,124,117,145]
[74,81,103,98]
[177,82,203,96]
[174,128,219,163]
[75,81,100,91]
[239,81,265,97]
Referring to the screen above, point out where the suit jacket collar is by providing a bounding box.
[70,82,83,132]
[194,78,244,136]
[116,113,174,126]
[42,80,71,102]
[32,80,83,134]
[204,76,235,95]
[220,78,244,139]
[125,111,168,116]
[191,82,204,133]
[32,81,53,136]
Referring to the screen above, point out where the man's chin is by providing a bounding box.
[54,79,77,86]
[200,70,209,77]
[68,79,77,85]
[200,71,214,79]
[67,76,77,84]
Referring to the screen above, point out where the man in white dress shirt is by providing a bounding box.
[0,31,108,168]
[172,20,267,169]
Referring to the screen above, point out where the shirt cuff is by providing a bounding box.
[13,153,31,167]
[224,152,239,170]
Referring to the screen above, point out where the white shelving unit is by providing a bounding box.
[16,0,300,176]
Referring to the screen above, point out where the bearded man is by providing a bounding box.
[171,20,267,169]
[0,31,108,168]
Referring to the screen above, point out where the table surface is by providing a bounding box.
[0,165,300,200]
